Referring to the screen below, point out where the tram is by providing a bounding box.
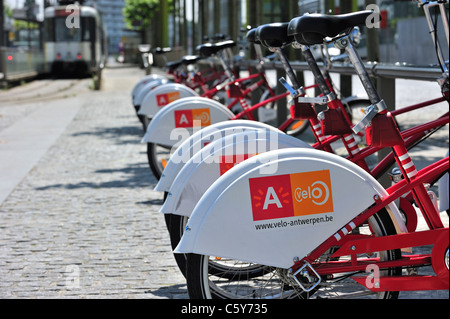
[43,4,107,78]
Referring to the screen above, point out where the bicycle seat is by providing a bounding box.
[256,22,293,48]
[246,28,261,45]
[196,40,236,57]
[288,10,373,45]
[166,59,183,71]
[181,55,204,66]
[153,47,173,54]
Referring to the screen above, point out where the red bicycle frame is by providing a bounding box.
[287,25,449,292]
[299,155,449,291]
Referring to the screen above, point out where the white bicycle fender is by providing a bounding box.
[141,97,234,147]
[133,78,169,107]
[138,83,199,118]
[175,148,407,269]
[438,151,449,212]
[161,131,311,217]
[131,74,168,100]
[155,120,282,192]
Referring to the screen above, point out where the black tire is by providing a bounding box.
[147,142,171,180]
[169,214,271,280]
[167,214,189,277]
[186,208,401,299]
[141,115,151,132]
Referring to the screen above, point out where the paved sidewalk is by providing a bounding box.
[0,98,81,204]
[0,65,188,298]
[0,65,448,299]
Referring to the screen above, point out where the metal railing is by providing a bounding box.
[236,58,444,82]
[197,56,446,120]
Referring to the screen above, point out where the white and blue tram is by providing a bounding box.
[43,4,107,77]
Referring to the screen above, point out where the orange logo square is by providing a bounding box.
[290,170,333,216]
[192,108,211,127]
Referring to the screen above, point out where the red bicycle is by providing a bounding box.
[163,17,448,281]
[181,5,449,299]
[146,39,322,178]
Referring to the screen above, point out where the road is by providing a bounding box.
[0,64,448,299]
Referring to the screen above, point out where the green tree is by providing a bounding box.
[123,0,158,42]
[3,1,12,17]
[123,0,172,46]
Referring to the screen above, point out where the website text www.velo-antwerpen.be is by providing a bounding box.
[254,214,334,231]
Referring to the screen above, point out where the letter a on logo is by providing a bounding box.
[249,174,294,221]
[263,187,282,210]
[179,114,189,125]
[156,94,168,107]
[174,110,193,128]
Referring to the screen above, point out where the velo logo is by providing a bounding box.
[293,181,330,206]
[156,91,181,107]
[174,108,211,128]
[249,170,333,221]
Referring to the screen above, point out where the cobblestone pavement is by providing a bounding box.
[0,65,188,298]
[0,65,448,299]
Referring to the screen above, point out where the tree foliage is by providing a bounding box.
[123,0,159,31]
[3,1,13,18]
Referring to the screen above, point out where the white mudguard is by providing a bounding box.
[141,97,235,148]
[161,131,311,217]
[175,148,408,269]
[133,78,170,107]
[438,151,449,212]
[131,74,168,100]
[138,83,199,118]
[155,120,282,192]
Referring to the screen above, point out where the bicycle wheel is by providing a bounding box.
[168,214,189,277]
[186,208,401,299]
[258,89,310,137]
[147,142,172,180]
[257,87,277,122]
[141,115,151,132]
[169,214,271,280]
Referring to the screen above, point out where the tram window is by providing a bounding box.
[55,17,81,42]
[44,18,53,41]
[81,17,96,42]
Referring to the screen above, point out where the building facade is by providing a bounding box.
[84,0,138,55]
